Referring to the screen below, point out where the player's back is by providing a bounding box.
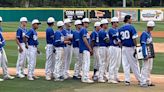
[79,27,90,53]
[119,24,138,47]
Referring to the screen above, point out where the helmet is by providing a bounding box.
[82,18,90,23]
[100,19,109,25]
[111,17,119,22]
[32,19,41,25]
[94,22,101,27]
[64,18,72,24]
[147,21,155,27]
[20,17,28,22]
[47,17,55,23]
[74,20,82,25]
[57,21,64,27]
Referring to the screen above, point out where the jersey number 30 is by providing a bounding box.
[120,31,130,40]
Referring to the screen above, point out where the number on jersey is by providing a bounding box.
[120,30,130,40]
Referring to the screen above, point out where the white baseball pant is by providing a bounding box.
[63,45,73,77]
[53,47,64,79]
[122,46,141,82]
[73,47,82,77]
[98,47,109,80]
[16,43,27,75]
[93,47,100,71]
[27,46,37,78]
[141,58,153,85]
[81,50,91,81]
[108,46,121,80]
[45,44,55,78]
[0,48,9,77]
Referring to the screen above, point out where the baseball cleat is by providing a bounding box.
[45,76,51,81]
[73,76,81,80]
[33,76,39,79]
[4,75,15,80]
[92,75,98,81]
[108,80,118,84]
[148,83,155,86]
[140,84,148,88]
[98,79,106,83]
[125,81,130,86]
[28,77,34,81]
[81,79,94,83]
[0,78,4,81]
[16,74,25,78]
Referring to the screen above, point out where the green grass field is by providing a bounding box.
[2,22,164,32]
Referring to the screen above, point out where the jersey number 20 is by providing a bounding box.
[120,31,130,40]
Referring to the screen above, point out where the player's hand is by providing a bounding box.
[0,42,2,44]
[19,47,23,53]
[37,50,40,54]
[89,48,93,56]
[25,45,28,49]
[144,56,149,60]
[133,49,137,58]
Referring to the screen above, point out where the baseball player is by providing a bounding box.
[72,20,82,80]
[16,17,28,78]
[0,16,15,81]
[63,18,73,79]
[119,15,141,86]
[98,19,110,83]
[108,17,121,84]
[53,21,71,81]
[90,22,101,81]
[140,21,155,87]
[79,18,94,83]
[24,19,41,80]
[45,17,55,80]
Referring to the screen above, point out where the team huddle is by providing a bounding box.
[0,15,155,87]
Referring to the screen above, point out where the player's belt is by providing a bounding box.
[29,45,37,47]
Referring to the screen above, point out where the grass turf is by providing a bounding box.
[1,22,164,32]
[3,39,164,74]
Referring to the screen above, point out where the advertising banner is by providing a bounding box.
[114,10,138,21]
[64,10,86,20]
[140,10,163,21]
[89,10,111,21]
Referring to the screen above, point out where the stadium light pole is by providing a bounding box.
[123,0,126,7]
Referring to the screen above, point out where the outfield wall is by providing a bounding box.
[0,8,163,22]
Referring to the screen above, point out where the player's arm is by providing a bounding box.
[16,29,23,53]
[131,26,138,46]
[104,32,110,43]
[140,33,148,59]
[90,33,95,48]
[0,33,5,48]
[83,36,93,55]
[24,30,32,49]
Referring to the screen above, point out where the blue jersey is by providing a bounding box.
[0,32,5,50]
[65,29,73,45]
[90,30,99,47]
[25,28,39,46]
[16,27,28,43]
[53,30,65,47]
[140,30,153,58]
[79,27,90,53]
[108,28,120,46]
[98,29,109,47]
[72,30,80,48]
[119,24,138,47]
[0,27,3,33]
[46,27,54,44]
